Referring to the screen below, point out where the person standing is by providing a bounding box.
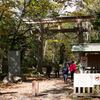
[62,62,69,83]
[54,62,60,78]
[46,65,52,79]
[69,61,77,81]
[76,60,83,73]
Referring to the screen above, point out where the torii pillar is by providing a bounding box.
[77,19,85,60]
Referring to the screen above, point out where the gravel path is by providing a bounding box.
[0,78,72,100]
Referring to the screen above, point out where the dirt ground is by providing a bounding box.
[0,78,100,100]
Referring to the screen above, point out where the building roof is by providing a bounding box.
[72,43,100,52]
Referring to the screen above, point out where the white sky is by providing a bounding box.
[11,0,82,17]
[59,0,82,16]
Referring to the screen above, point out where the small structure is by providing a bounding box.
[72,43,100,73]
[72,43,100,96]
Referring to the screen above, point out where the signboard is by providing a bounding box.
[93,74,100,85]
[81,56,87,67]
[8,51,20,76]
[74,74,100,87]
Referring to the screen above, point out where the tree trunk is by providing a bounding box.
[37,25,44,73]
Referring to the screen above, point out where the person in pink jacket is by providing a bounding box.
[69,61,77,81]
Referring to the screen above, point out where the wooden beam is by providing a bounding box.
[47,28,88,33]
[24,16,94,24]
[33,27,88,33]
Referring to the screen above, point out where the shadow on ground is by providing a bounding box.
[40,81,73,96]
[23,77,47,83]
[42,86,73,94]
[0,92,17,95]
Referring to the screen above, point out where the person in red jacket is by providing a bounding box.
[69,61,77,81]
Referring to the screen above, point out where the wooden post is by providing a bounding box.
[32,80,39,96]
[77,19,85,60]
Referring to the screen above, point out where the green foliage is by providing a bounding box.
[83,0,100,13]
[26,0,52,18]
[0,1,15,35]
[71,10,89,16]
[92,12,100,30]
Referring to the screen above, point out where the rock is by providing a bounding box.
[13,76,22,83]
[3,76,22,84]
[3,76,9,84]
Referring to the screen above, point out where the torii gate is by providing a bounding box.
[24,15,94,71]
[25,15,94,43]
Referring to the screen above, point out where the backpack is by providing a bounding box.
[63,66,68,74]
